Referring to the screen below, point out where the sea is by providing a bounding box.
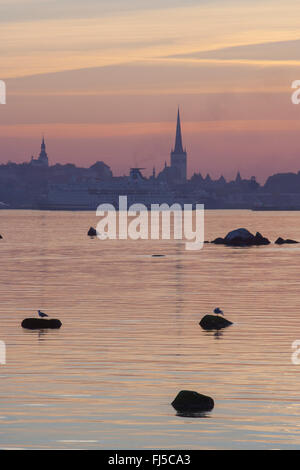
[0,209,300,449]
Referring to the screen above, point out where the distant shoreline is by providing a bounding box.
[2,207,300,212]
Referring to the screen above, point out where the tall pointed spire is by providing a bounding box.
[174,108,184,153]
[38,135,49,166]
[170,107,187,182]
[235,171,242,183]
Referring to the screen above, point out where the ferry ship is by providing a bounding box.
[38,168,176,210]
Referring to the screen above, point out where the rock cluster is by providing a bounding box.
[211,228,270,246]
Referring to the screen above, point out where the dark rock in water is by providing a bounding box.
[211,237,225,245]
[253,231,270,245]
[152,254,165,257]
[172,390,214,413]
[199,314,233,330]
[212,228,270,246]
[87,227,97,237]
[0,235,2,239]
[21,318,62,330]
[224,227,254,244]
[275,237,298,245]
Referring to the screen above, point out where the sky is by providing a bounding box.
[1,0,300,181]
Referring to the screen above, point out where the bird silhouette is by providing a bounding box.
[214,307,224,315]
[38,310,48,318]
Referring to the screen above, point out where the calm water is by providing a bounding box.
[1,209,300,449]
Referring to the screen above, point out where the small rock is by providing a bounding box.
[172,390,214,413]
[253,232,270,245]
[211,237,225,244]
[275,237,298,245]
[199,314,233,330]
[87,227,97,237]
[21,318,62,329]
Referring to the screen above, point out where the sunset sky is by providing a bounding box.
[2,0,300,181]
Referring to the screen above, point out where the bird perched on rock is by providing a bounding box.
[38,310,48,318]
[214,307,224,316]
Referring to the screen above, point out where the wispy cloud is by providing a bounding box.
[0,0,202,23]
[166,39,300,68]
[3,0,300,78]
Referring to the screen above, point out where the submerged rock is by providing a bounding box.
[21,318,62,330]
[87,227,97,237]
[172,390,214,413]
[211,228,270,246]
[152,254,165,257]
[199,314,233,330]
[275,237,298,245]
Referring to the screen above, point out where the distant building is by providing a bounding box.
[158,108,187,184]
[30,137,49,167]
[235,171,242,184]
[0,110,279,209]
[89,161,112,179]
[170,108,187,182]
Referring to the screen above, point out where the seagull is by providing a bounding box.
[214,307,224,316]
[38,310,48,318]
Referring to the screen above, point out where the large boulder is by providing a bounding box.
[225,228,254,243]
[275,237,298,245]
[87,227,97,237]
[200,314,233,330]
[212,228,270,246]
[21,318,62,330]
[172,390,214,413]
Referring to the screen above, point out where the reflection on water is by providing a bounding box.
[1,210,300,448]
[175,411,212,419]
[205,330,224,340]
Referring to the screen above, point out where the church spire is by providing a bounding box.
[235,171,242,183]
[174,108,184,153]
